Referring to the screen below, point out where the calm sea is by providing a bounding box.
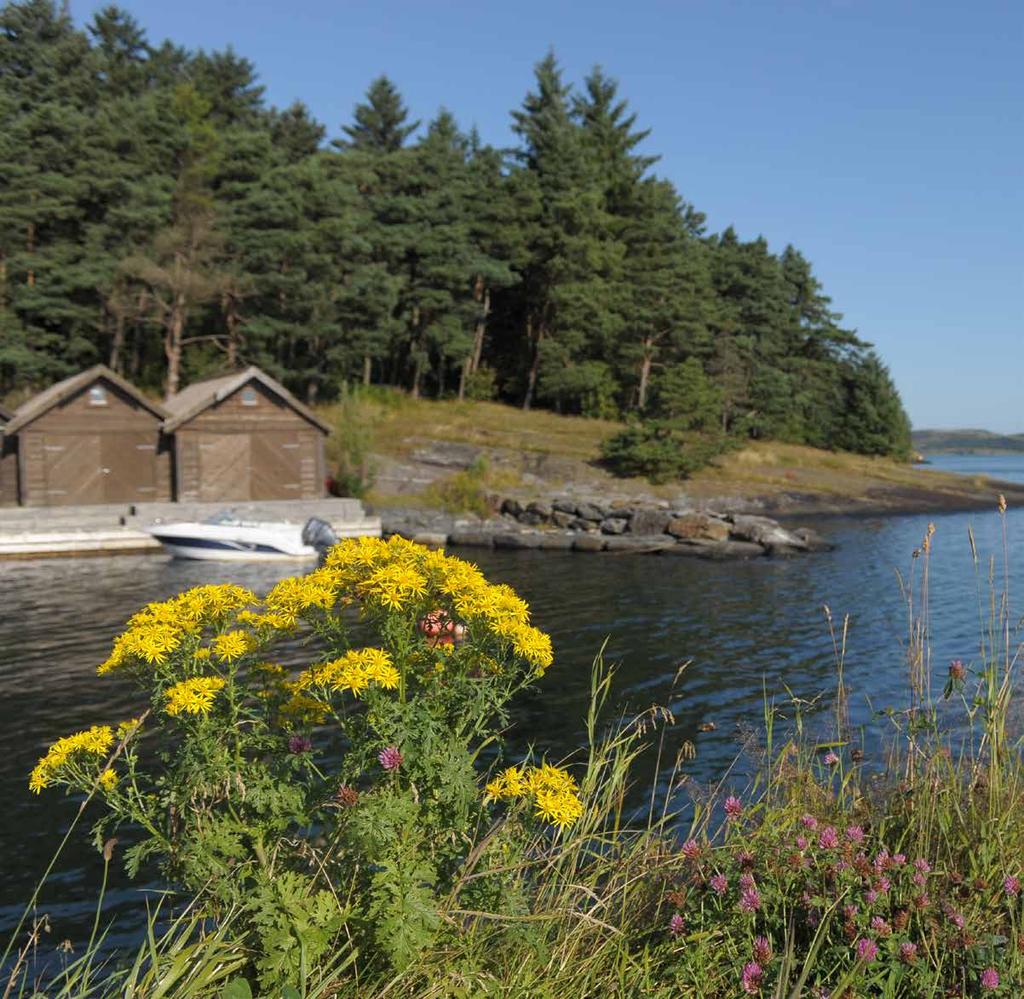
[1,452,1022,950]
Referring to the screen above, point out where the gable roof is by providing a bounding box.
[4,365,168,435]
[163,366,331,434]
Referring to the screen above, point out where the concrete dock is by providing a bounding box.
[0,499,381,559]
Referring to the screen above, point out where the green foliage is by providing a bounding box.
[600,422,733,483]
[422,457,495,517]
[327,384,376,497]
[0,5,910,451]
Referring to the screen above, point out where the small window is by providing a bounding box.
[88,385,108,406]
[240,386,258,406]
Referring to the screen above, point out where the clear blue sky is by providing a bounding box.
[73,0,1024,432]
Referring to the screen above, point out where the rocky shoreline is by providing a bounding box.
[381,497,833,560]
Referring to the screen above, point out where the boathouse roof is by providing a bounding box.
[4,365,167,435]
[163,366,330,434]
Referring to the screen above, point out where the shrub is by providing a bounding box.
[327,384,376,497]
[25,538,578,989]
[601,422,734,482]
[421,456,496,517]
[462,365,499,401]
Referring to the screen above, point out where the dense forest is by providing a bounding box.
[0,0,911,460]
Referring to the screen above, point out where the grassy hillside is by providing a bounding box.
[913,428,1024,454]
[317,391,1024,516]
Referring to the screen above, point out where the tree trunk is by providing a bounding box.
[411,354,423,399]
[108,312,126,373]
[471,285,490,373]
[362,355,372,386]
[522,317,543,411]
[637,342,653,410]
[307,379,319,404]
[164,291,187,400]
[457,357,470,400]
[224,291,242,368]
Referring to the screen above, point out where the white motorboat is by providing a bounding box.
[144,512,338,561]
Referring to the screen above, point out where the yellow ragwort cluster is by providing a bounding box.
[98,584,256,673]
[484,762,584,829]
[322,536,554,673]
[164,676,227,717]
[294,648,400,697]
[29,724,115,794]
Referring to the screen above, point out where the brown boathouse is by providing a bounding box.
[3,366,171,506]
[164,366,329,502]
[0,403,15,506]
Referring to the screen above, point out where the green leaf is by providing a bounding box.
[220,978,253,999]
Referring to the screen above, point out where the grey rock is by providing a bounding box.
[665,513,731,542]
[575,502,607,522]
[517,511,544,526]
[699,540,767,560]
[793,527,833,552]
[493,532,543,550]
[551,510,575,528]
[572,534,607,552]
[600,517,628,535]
[537,533,575,550]
[448,530,495,548]
[660,540,718,557]
[552,498,577,514]
[604,507,632,519]
[570,517,599,532]
[500,498,523,517]
[628,509,672,536]
[526,500,553,519]
[411,532,448,548]
[410,441,481,468]
[603,536,673,552]
[728,514,809,551]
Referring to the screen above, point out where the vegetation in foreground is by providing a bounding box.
[8,506,1024,996]
[2,0,909,468]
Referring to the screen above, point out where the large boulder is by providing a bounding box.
[551,510,575,528]
[628,509,672,536]
[552,498,577,514]
[527,500,553,519]
[572,535,607,552]
[570,516,599,532]
[500,497,523,518]
[600,517,628,535]
[516,511,545,526]
[537,533,575,550]
[729,515,810,551]
[575,501,607,522]
[666,513,731,542]
[793,527,833,552]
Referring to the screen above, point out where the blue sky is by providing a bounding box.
[73,0,1023,431]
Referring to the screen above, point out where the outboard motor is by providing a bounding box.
[302,516,339,558]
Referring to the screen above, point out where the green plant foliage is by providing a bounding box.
[23,537,579,990]
[600,423,734,482]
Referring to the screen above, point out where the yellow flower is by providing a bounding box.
[193,647,212,661]
[483,763,583,829]
[98,768,118,791]
[212,630,249,662]
[115,717,143,740]
[164,677,226,717]
[294,648,398,698]
[278,690,329,726]
[28,725,115,794]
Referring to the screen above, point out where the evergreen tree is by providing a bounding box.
[340,75,418,152]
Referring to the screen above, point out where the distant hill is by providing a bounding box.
[913,429,1024,454]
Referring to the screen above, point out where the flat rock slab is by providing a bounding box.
[448,530,495,548]
[572,535,607,552]
[493,532,544,550]
[537,533,575,550]
[411,532,449,549]
[603,536,674,553]
[699,540,767,560]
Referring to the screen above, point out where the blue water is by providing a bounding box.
[1,451,1022,953]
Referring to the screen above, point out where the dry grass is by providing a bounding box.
[316,392,1022,515]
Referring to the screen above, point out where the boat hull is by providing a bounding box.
[145,523,317,561]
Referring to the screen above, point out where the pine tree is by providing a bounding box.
[341,76,418,152]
